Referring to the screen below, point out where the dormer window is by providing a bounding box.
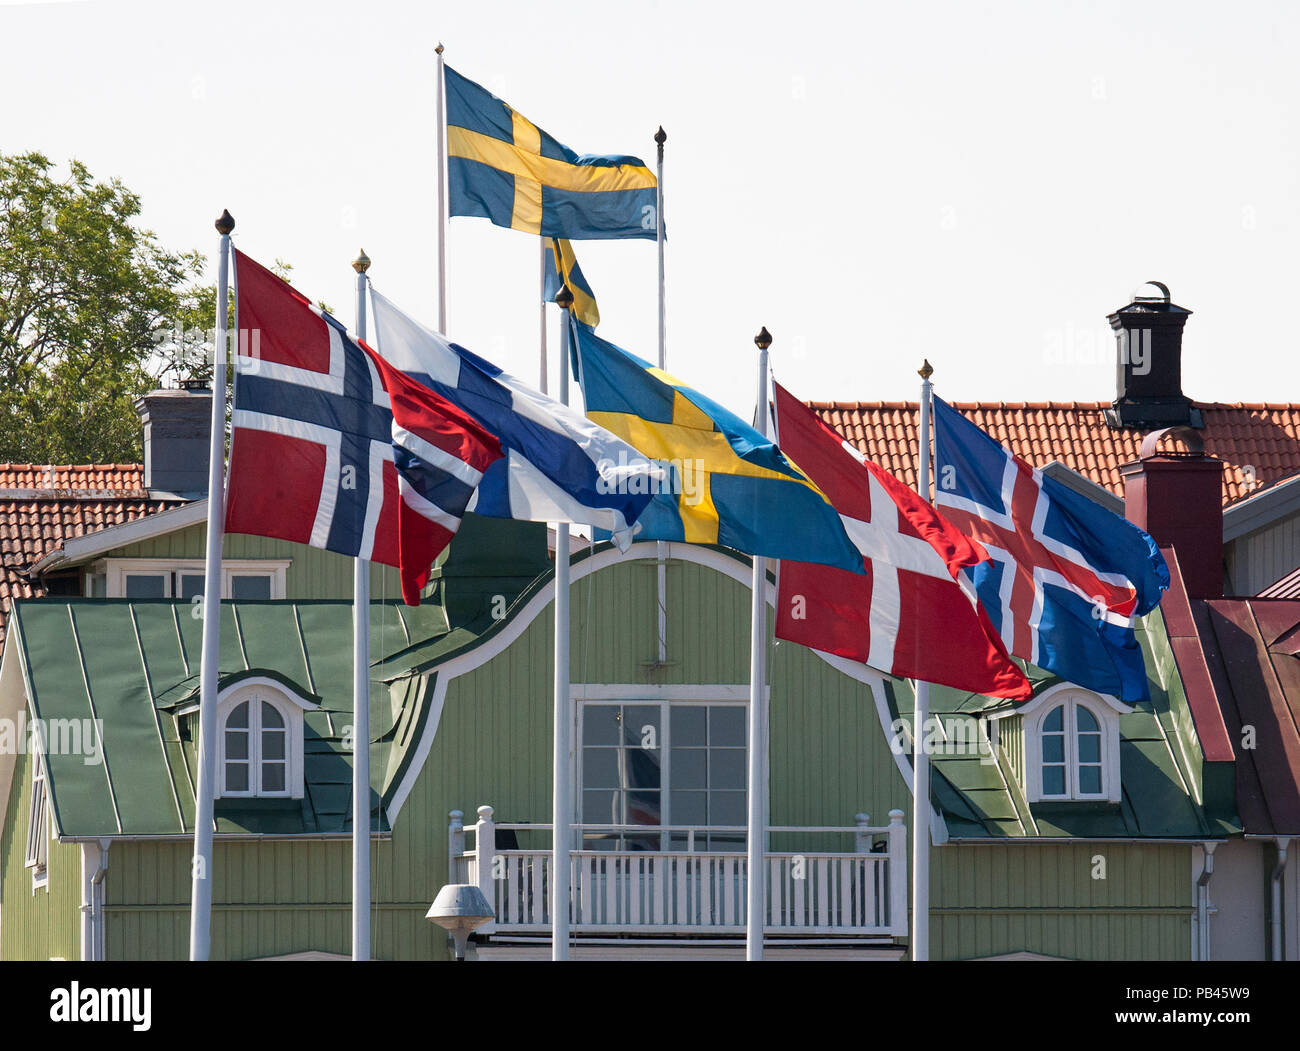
[215,678,317,799]
[1039,699,1104,798]
[993,684,1129,804]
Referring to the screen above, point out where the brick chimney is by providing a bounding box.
[1120,427,1224,598]
[134,384,212,498]
[1105,281,1202,430]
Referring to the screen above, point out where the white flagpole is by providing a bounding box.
[552,288,576,960]
[654,127,668,664]
[746,326,773,961]
[435,42,448,334]
[352,250,373,962]
[189,208,233,961]
[912,359,935,962]
[655,127,666,369]
[539,240,549,395]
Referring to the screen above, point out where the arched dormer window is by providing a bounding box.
[215,678,318,800]
[1012,684,1129,803]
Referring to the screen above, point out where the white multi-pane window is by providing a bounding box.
[221,698,289,796]
[1014,685,1124,803]
[214,681,315,800]
[25,758,48,889]
[97,559,289,600]
[578,699,747,852]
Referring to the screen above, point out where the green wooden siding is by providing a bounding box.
[104,523,402,600]
[32,550,1199,960]
[932,843,1194,959]
[102,839,447,961]
[0,749,82,961]
[1002,715,1024,787]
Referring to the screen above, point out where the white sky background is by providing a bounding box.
[2,0,1298,421]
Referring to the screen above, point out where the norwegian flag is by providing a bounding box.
[773,384,1030,700]
[225,250,503,604]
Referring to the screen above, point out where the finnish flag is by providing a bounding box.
[368,286,662,547]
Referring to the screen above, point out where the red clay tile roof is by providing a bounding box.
[0,464,179,646]
[810,401,1300,508]
[0,464,147,493]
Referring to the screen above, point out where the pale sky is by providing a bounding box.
[3,0,1298,422]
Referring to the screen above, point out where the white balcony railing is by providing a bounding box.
[448,806,908,938]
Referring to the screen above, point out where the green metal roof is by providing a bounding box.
[882,608,1239,840]
[11,599,450,838]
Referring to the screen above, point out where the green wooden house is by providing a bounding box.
[0,494,1233,960]
[0,361,1259,962]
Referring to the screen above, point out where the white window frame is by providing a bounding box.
[25,753,49,892]
[215,679,317,800]
[1012,683,1128,804]
[97,558,290,600]
[572,685,754,850]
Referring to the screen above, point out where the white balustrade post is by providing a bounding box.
[888,809,909,938]
[854,813,871,855]
[448,810,465,883]
[475,805,497,934]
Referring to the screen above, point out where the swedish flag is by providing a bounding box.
[445,66,658,241]
[571,322,865,573]
[543,238,600,327]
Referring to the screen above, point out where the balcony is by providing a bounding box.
[448,806,908,941]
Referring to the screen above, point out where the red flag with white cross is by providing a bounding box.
[772,383,1031,700]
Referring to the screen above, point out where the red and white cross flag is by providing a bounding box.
[772,383,1031,700]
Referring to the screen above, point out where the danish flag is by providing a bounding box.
[225,250,503,604]
[772,384,1030,700]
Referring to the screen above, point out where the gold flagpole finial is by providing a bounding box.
[755,327,772,351]
[352,249,371,274]
[555,285,574,310]
[215,209,235,235]
[918,359,933,380]
[435,42,444,55]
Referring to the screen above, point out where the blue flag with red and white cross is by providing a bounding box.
[931,396,1169,702]
[225,249,503,604]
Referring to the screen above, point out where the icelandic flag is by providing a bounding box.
[367,285,662,545]
[225,250,504,604]
[931,396,1169,702]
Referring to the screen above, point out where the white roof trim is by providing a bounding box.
[1008,679,1133,718]
[30,499,207,575]
[1224,472,1300,542]
[0,622,31,850]
[1040,461,1124,514]
[217,675,320,711]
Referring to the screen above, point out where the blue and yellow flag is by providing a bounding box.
[543,238,600,327]
[445,66,658,241]
[571,321,865,573]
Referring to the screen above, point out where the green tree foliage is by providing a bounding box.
[0,152,206,463]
